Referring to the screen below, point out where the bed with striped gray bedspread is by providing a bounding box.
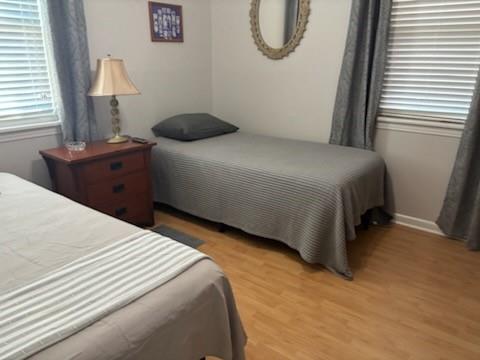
[0,230,207,360]
[151,132,386,279]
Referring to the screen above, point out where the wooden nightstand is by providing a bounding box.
[40,139,157,227]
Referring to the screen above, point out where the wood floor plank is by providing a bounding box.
[153,208,480,360]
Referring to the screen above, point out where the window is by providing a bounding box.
[379,0,480,131]
[0,0,58,131]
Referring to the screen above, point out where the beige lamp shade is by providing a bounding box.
[88,57,140,96]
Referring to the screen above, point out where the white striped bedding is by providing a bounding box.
[0,230,207,360]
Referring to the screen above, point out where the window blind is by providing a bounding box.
[0,0,57,129]
[379,0,480,125]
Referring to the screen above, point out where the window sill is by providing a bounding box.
[0,122,62,143]
[377,116,463,138]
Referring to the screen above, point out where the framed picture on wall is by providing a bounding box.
[148,2,184,42]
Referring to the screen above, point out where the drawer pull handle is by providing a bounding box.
[115,207,127,217]
[112,184,125,193]
[110,161,123,171]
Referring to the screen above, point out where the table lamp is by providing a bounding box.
[88,56,140,144]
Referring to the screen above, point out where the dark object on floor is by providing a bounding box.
[151,224,205,249]
[218,223,228,233]
[361,209,373,230]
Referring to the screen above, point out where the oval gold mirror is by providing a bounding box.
[250,0,310,60]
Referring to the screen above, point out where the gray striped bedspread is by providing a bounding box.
[0,231,206,360]
[151,132,386,279]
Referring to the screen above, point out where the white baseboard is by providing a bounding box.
[393,213,445,236]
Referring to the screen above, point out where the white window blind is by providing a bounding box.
[379,0,480,127]
[0,0,58,130]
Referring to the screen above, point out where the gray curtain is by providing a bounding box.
[284,0,298,44]
[437,76,480,250]
[47,0,98,142]
[329,0,392,150]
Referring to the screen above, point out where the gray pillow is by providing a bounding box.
[151,113,239,141]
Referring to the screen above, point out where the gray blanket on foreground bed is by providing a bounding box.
[0,173,246,360]
[0,230,207,360]
[151,132,386,279]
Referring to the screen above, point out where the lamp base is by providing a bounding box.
[107,134,129,144]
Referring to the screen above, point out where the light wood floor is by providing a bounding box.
[154,207,480,360]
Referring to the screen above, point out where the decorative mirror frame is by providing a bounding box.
[250,0,310,60]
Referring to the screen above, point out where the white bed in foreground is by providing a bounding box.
[0,173,246,360]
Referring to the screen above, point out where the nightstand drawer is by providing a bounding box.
[87,171,148,205]
[40,139,156,226]
[82,152,145,184]
[92,193,150,224]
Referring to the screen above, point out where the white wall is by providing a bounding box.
[212,0,346,143]
[84,0,213,139]
[0,0,212,187]
[0,133,62,188]
[375,129,459,226]
[211,0,460,227]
